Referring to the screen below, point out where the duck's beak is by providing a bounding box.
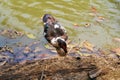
[56,48,67,56]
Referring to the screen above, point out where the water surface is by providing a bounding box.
[0,0,120,51]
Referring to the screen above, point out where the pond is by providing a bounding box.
[0,0,120,63]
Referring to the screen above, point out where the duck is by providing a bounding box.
[42,14,68,56]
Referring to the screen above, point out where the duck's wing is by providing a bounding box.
[43,22,68,42]
[43,23,57,42]
[54,24,68,41]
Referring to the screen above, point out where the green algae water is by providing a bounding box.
[0,0,120,49]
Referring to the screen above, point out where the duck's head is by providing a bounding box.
[57,38,67,53]
[51,37,67,55]
[42,14,56,24]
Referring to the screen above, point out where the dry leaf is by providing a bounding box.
[0,61,7,66]
[91,6,97,13]
[113,38,120,43]
[112,48,120,56]
[44,44,50,49]
[82,53,91,56]
[26,33,36,39]
[98,16,105,20]
[88,13,96,16]
[85,23,91,27]
[73,23,79,27]
[80,40,94,51]
[0,30,24,38]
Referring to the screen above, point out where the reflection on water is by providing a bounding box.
[0,0,120,49]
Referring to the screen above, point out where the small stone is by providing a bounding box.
[24,47,31,53]
[76,57,81,60]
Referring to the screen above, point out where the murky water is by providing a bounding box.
[0,0,120,63]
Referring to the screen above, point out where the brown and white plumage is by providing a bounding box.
[42,14,68,56]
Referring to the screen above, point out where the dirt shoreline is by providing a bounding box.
[0,29,120,80]
[0,54,120,80]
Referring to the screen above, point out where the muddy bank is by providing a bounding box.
[0,29,120,80]
[0,54,120,80]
